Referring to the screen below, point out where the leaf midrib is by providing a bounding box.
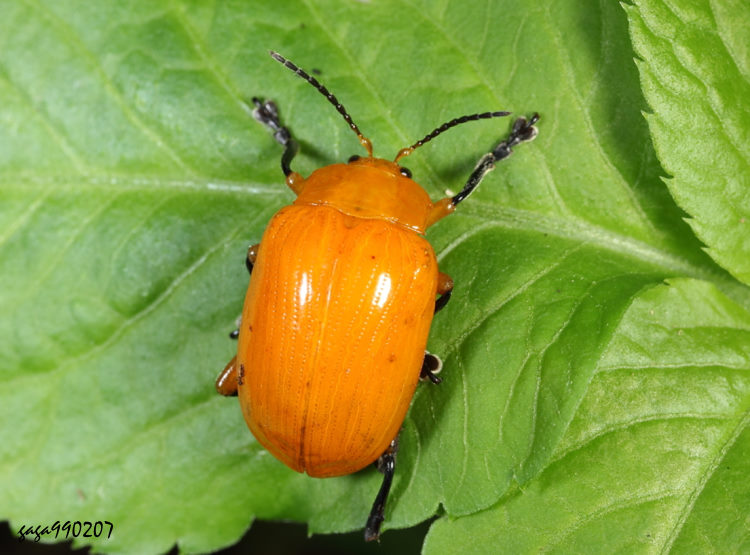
[3,172,748,311]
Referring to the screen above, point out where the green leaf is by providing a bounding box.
[625,0,750,285]
[423,279,750,554]
[0,1,748,553]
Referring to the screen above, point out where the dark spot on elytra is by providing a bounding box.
[238,364,245,386]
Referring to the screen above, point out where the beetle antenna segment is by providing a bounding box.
[269,51,373,157]
[394,111,511,162]
[451,113,539,206]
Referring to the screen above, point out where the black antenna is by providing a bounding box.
[269,51,373,157]
[394,111,510,161]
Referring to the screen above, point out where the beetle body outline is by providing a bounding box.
[216,51,538,541]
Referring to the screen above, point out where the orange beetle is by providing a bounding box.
[216,51,538,541]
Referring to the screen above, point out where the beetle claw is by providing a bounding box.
[492,113,540,160]
[420,351,443,384]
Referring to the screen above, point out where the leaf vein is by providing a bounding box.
[0,217,254,387]
[544,2,662,237]
[553,412,734,465]
[0,65,89,172]
[0,188,54,249]
[541,489,681,553]
[25,0,198,174]
[660,406,750,553]
[599,362,750,372]
[2,191,125,312]
[640,5,750,169]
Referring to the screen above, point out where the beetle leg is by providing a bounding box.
[426,114,539,227]
[452,113,539,206]
[364,438,398,542]
[246,243,260,274]
[229,243,261,338]
[420,351,443,384]
[434,290,452,313]
[215,356,239,396]
[252,97,300,179]
[229,314,242,339]
[435,271,454,313]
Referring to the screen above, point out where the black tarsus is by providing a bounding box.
[364,439,398,542]
[420,352,443,385]
[434,289,452,313]
[252,97,299,177]
[451,113,539,206]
